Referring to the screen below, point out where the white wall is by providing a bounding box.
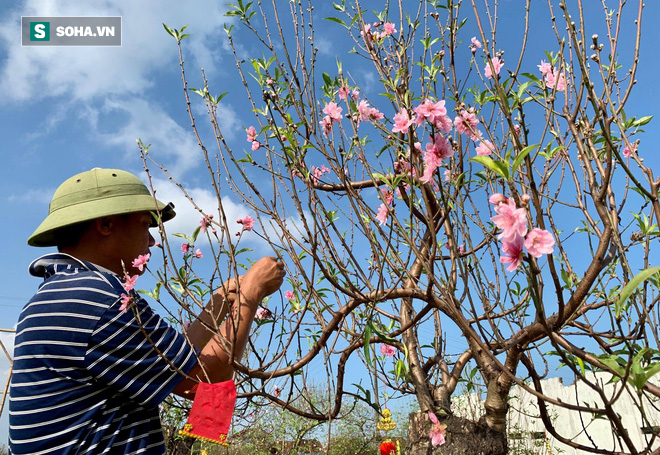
[454,373,660,454]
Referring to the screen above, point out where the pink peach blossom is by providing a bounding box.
[319,115,333,136]
[194,249,203,259]
[476,140,494,156]
[272,385,282,397]
[256,307,272,320]
[119,293,132,313]
[454,108,480,140]
[500,234,525,272]
[380,344,396,357]
[131,253,150,272]
[311,165,331,183]
[428,412,447,447]
[421,134,453,183]
[200,215,212,232]
[181,243,190,254]
[237,216,255,231]
[251,141,261,151]
[489,193,508,206]
[538,60,553,76]
[491,199,528,242]
[361,24,373,43]
[123,274,138,292]
[246,126,257,142]
[383,22,396,36]
[484,57,503,79]
[285,290,295,300]
[357,100,384,123]
[376,203,389,225]
[622,144,637,158]
[392,108,414,133]
[524,228,555,257]
[545,70,566,91]
[338,86,349,100]
[323,102,343,123]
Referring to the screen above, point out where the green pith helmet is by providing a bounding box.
[28,168,176,247]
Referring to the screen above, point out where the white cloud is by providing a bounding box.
[147,176,250,242]
[95,97,202,174]
[7,188,55,203]
[0,0,232,103]
[146,176,307,259]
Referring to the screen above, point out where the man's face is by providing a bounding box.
[111,212,156,276]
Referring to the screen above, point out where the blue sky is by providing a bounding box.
[1,0,660,445]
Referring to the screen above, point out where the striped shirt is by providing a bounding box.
[9,253,198,454]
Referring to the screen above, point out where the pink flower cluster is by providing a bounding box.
[476,140,495,156]
[454,107,480,140]
[320,102,343,136]
[181,243,203,258]
[311,165,331,183]
[376,187,394,225]
[255,307,272,320]
[361,22,397,43]
[414,99,452,132]
[131,253,150,272]
[470,36,482,54]
[337,86,359,101]
[380,344,396,357]
[490,194,555,271]
[484,57,503,79]
[246,126,261,151]
[421,134,452,183]
[622,143,637,158]
[538,60,566,91]
[356,100,384,124]
[119,274,139,313]
[237,215,255,231]
[200,214,213,232]
[392,108,414,133]
[428,412,447,447]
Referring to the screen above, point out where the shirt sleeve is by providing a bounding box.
[85,294,199,408]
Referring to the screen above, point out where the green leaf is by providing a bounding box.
[162,23,177,39]
[511,144,538,176]
[172,232,193,243]
[615,267,660,319]
[470,156,509,180]
[324,17,347,27]
[371,323,397,343]
[364,322,373,366]
[598,354,625,377]
[632,115,653,127]
[322,73,332,87]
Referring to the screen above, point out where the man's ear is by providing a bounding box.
[94,216,116,237]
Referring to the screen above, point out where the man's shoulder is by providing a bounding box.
[31,252,126,297]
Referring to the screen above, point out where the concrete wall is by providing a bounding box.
[453,372,660,454]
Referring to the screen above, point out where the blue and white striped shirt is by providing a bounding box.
[9,253,198,454]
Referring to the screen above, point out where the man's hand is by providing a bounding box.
[241,257,286,303]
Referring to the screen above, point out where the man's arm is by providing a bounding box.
[173,257,285,396]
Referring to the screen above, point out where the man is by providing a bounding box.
[9,168,285,454]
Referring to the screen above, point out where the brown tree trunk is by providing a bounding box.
[406,412,507,455]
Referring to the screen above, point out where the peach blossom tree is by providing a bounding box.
[143,1,659,453]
